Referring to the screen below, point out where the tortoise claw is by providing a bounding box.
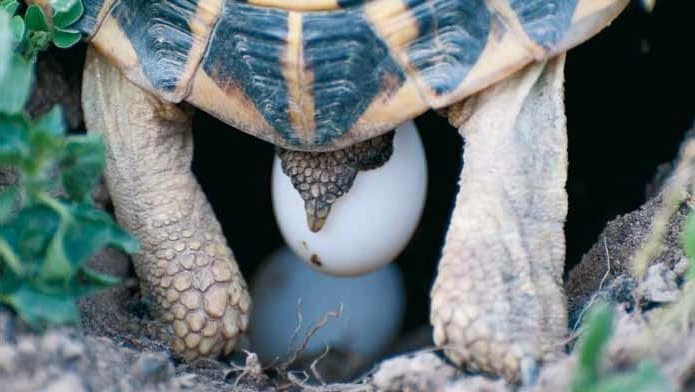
[305,199,330,232]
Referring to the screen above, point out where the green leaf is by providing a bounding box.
[0,236,23,275]
[0,114,30,162]
[0,281,80,326]
[0,53,33,113]
[0,0,19,15]
[0,11,11,81]
[0,185,20,223]
[34,105,66,137]
[37,201,137,285]
[10,15,25,44]
[52,0,84,29]
[51,0,77,13]
[60,135,105,202]
[28,113,65,166]
[54,266,122,298]
[81,265,121,287]
[52,27,81,48]
[572,303,614,392]
[24,5,49,32]
[682,210,695,280]
[682,210,695,261]
[61,203,140,267]
[0,205,61,272]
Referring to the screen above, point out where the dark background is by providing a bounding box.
[58,1,694,336]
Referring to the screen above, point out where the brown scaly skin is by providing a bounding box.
[278,131,394,231]
[431,57,569,383]
[82,48,250,360]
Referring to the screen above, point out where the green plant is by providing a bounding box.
[0,3,139,327]
[571,304,671,392]
[2,0,83,60]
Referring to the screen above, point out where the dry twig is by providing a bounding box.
[279,303,343,371]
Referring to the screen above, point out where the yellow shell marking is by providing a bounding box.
[282,12,317,142]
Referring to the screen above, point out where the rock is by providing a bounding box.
[131,353,175,384]
[368,352,460,392]
[364,351,514,392]
[16,336,37,354]
[641,263,680,303]
[525,356,575,392]
[444,377,508,392]
[44,374,86,392]
[0,345,17,371]
[0,305,18,343]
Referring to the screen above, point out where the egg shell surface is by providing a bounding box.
[249,247,406,365]
[272,121,427,276]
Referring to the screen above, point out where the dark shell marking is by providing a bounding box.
[509,0,578,50]
[74,0,107,34]
[303,13,405,144]
[203,4,295,142]
[405,0,490,96]
[112,0,199,93]
[79,0,627,149]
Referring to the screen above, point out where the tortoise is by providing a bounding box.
[36,0,629,383]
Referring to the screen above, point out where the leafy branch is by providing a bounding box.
[2,0,83,60]
[0,2,139,327]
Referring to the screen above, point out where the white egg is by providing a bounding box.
[272,121,427,276]
[249,247,405,365]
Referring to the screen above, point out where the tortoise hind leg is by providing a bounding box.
[430,57,569,383]
[81,48,250,360]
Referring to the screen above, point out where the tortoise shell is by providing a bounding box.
[78,0,628,150]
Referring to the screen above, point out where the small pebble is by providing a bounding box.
[43,374,86,392]
[131,353,175,384]
[17,336,37,354]
[0,345,17,371]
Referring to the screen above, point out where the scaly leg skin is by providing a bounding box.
[277,131,394,232]
[81,48,250,360]
[430,56,569,383]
